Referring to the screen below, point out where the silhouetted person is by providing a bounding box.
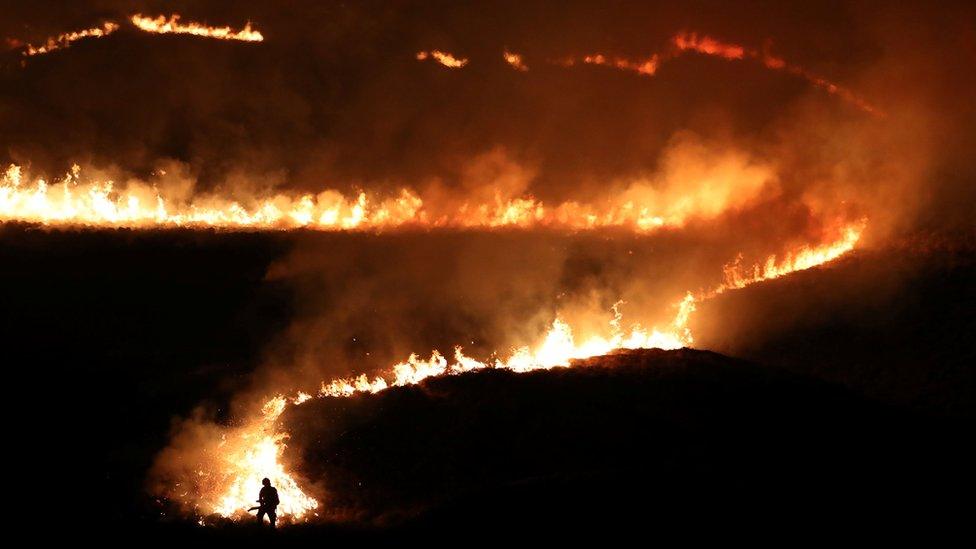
[257,477,280,529]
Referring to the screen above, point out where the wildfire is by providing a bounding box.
[208,399,319,520]
[184,220,864,522]
[10,17,876,114]
[130,14,264,42]
[0,163,770,232]
[503,50,529,71]
[563,53,659,76]
[416,50,469,68]
[563,32,880,115]
[22,22,120,56]
[720,222,864,291]
[672,31,745,59]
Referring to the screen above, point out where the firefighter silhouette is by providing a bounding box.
[256,477,280,529]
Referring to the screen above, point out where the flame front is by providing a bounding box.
[564,53,659,76]
[193,221,864,521]
[416,50,468,68]
[130,14,264,42]
[0,163,771,232]
[22,22,120,56]
[562,32,880,115]
[208,399,319,520]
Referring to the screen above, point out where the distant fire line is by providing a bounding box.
[21,22,120,56]
[557,31,881,115]
[0,164,760,233]
[13,13,264,58]
[10,20,877,114]
[172,219,865,522]
[129,14,264,42]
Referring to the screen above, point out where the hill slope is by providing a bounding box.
[285,348,972,537]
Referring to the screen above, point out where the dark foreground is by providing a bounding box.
[2,225,972,542]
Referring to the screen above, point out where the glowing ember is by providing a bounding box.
[416,50,468,68]
[503,50,529,71]
[565,53,659,75]
[22,22,120,56]
[131,14,264,42]
[192,221,864,521]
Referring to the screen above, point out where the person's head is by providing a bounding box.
[262,478,271,487]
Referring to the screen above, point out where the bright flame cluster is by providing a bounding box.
[22,22,120,56]
[208,399,319,520]
[503,50,529,71]
[416,50,468,68]
[0,164,758,232]
[200,220,864,522]
[14,13,263,59]
[130,14,264,42]
[568,53,660,76]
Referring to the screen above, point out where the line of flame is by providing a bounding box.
[130,14,264,42]
[416,50,469,68]
[22,22,120,56]
[559,31,880,115]
[198,220,864,522]
[0,164,722,232]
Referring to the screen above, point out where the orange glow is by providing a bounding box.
[182,221,864,522]
[563,53,659,76]
[0,163,773,232]
[673,31,745,59]
[671,32,881,115]
[22,22,120,56]
[719,221,865,291]
[130,14,264,42]
[560,32,879,115]
[416,50,468,68]
[200,301,692,520]
[503,50,529,71]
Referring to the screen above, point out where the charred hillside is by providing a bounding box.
[285,348,972,534]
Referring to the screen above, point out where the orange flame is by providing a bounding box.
[503,50,529,71]
[184,220,864,522]
[720,222,864,291]
[416,50,468,68]
[562,53,659,76]
[0,163,771,232]
[672,31,745,60]
[561,32,879,115]
[22,22,120,56]
[130,14,264,42]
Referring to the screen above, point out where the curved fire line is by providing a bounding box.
[167,219,865,523]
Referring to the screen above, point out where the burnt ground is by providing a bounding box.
[2,224,972,542]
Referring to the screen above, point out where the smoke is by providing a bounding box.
[3,0,973,522]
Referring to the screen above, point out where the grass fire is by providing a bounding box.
[1,1,972,543]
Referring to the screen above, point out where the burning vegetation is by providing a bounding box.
[2,0,973,537]
[129,14,264,42]
[150,220,865,522]
[21,21,119,56]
